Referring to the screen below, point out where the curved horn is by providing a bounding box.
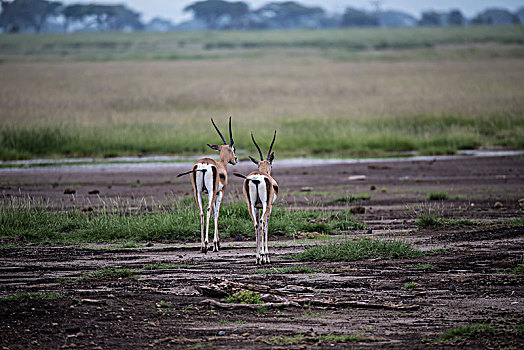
[267,130,277,160]
[251,132,264,160]
[211,118,227,145]
[228,116,234,146]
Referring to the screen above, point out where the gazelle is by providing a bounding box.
[234,131,278,264]
[177,117,237,253]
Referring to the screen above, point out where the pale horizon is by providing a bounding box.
[56,0,524,23]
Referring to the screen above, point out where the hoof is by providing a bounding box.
[212,241,219,252]
[201,244,208,254]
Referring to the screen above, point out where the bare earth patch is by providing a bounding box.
[0,155,523,349]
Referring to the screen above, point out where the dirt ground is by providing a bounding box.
[1,154,523,349]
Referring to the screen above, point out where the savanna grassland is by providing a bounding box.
[0,25,523,160]
[1,26,524,349]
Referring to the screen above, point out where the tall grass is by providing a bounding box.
[0,199,363,244]
[1,112,522,160]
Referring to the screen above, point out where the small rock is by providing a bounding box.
[350,206,366,214]
[217,331,226,336]
[370,185,376,191]
[64,188,76,195]
[235,234,244,241]
[518,198,524,209]
[52,182,60,188]
[368,164,391,170]
[88,189,100,195]
[300,186,313,192]
[241,332,250,337]
[81,205,93,212]
[493,201,503,209]
[449,284,456,292]
[366,228,373,234]
[348,175,366,181]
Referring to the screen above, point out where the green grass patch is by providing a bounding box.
[0,292,62,302]
[294,239,422,262]
[1,26,523,63]
[510,265,524,274]
[427,192,448,201]
[0,199,363,244]
[143,263,187,270]
[158,300,173,308]
[78,267,136,281]
[318,333,361,342]
[225,290,262,305]
[331,193,371,204]
[417,216,476,229]
[403,281,419,290]
[253,265,316,274]
[439,324,494,342]
[271,332,366,346]
[507,217,524,228]
[1,112,524,161]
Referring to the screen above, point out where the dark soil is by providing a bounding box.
[1,155,523,349]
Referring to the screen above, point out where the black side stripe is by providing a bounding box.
[212,166,217,193]
[244,179,251,204]
[273,184,279,195]
[264,177,271,208]
[192,165,197,189]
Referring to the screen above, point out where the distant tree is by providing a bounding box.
[62,4,142,32]
[516,7,524,24]
[447,9,464,26]
[183,0,249,30]
[0,0,62,33]
[341,7,378,27]
[471,8,520,25]
[146,17,174,32]
[418,11,442,26]
[379,10,417,27]
[254,1,325,29]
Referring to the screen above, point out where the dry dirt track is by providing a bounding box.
[0,154,523,349]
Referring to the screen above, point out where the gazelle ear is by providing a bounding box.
[248,156,260,165]
[268,152,275,163]
[207,144,220,151]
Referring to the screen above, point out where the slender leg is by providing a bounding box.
[260,203,268,264]
[213,191,223,252]
[204,189,213,254]
[255,207,261,265]
[196,190,205,253]
[264,207,271,263]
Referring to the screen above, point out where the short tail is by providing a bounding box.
[176,169,205,178]
[233,172,247,179]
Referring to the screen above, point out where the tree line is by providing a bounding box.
[1,0,522,34]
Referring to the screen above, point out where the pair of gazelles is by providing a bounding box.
[178,117,278,265]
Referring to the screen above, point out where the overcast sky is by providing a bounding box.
[58,0,524,23]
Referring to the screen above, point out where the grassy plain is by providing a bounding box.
[0,197,363,244]
[0,26,523,160]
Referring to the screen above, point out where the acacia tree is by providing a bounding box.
[418,11,442,26]
[254,1,326,29]
[341,7,378,27]
[62,4,142,32]
[184,0,249,30]
[448,9,464,26]
[0,0,61,33]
